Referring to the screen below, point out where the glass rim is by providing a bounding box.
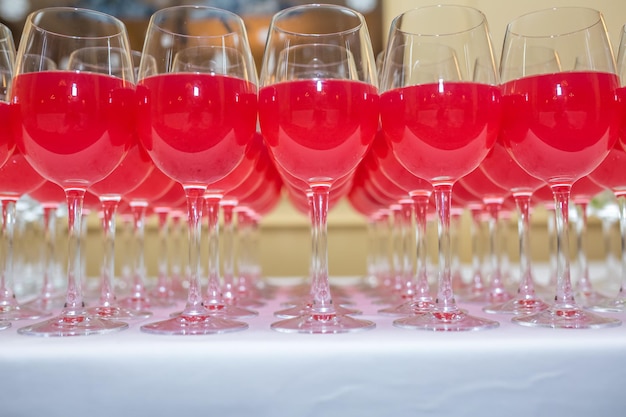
[506,6,604,39]
[27,7,127,40]
[271,3,364,38]
[391,4,487,37]
[149,5,246,40]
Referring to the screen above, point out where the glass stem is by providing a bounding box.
[221,202,236,303]
[616,195,626,298]
[434,184,458,312]
[469,207,485,293]
[399,199,414,298]
[64,189,85,312]
[153,210,170,299]
[0,199,18,306]
[38,205,58,304]
[130,203,148,302]
[515,194,536,298]
[99,199,119,307]
[412,195,431,300]
[485,202,505,297]
[575,202,593,295]
[236,209,252,297]
[204,195,223,305]
[182,187,205,314]
[552,185,575,308]
[310,184,333,314]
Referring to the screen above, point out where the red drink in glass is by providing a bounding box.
[12,71,135,188]
[381,82,501,182]
[259,79,379,183]
[501,72,620,183]
[137,73,257,186]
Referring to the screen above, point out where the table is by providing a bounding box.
[1,276,625,417]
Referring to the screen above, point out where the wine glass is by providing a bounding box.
[70,47,153,321]
[136,5,257,335]
[259,4,379,333]
[500,7,621,328]
[380,5,501,331]
[12,7,135,336]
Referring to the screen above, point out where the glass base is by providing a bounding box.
[17,311,128,337]
[170,303,258,319]
[0,303,51,321]
[511,306,621,329]
[378,298,434,316]
[586,297,626,313]
[271,312,375,334]
[393,309,499,331]
[118,293,175,310]
[0,321,10,331]
[87,305,152,320]
[274,302,360,319]
[140,314,248,335]
[465,288,514,304]
[576,291,613,309]
[483,297,550,315]
[23,295,66,312]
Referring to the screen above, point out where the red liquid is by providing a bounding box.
[29,181,66,206]
[0,150,46,199]
[0,102,15,168]
[207,133,263,195]
[500,71,620,184]
[125,164,175,204]
[11,71,135,188]
[370,131,431,196]
[589,140,626,194]
[459,166,508,204]
[90,139,154,199]
[259,79,379,184]
[571,176,604,204]
[137,73,257,187]
[480,139,544,195]
[381,82,501,183]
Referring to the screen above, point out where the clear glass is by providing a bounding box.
[136,5,256,335]
[12,7,134,336]
[380,5,500,331]
[0,24,48,322]
[259,4,378,333]
[500,7,621,328]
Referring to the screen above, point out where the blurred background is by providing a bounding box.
[1,0,625,280]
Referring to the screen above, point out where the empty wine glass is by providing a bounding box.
[12,7,135,336]
[380,5,501,331]
[500,7,621,328]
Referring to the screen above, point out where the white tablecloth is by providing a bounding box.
[1,277,625,417]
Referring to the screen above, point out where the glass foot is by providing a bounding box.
[17,311,128,337]
[483,297,550,315]
[271,312,375,334]
[140,313,248,335]
[0,321,10,331]
[170,303,258,319]
[465,288,514,304]
[0,303,51,321]
[511,306,621,329]
[577,291,614,309]
[378,298,434,316]
[87,305,152,320]
[393,309,499,331]
[274,302,360,319]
